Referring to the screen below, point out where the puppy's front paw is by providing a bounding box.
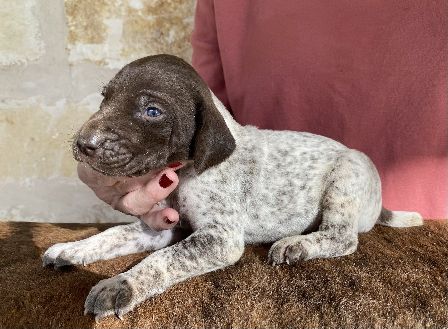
[84,275,139,321]
[43,242,89,268]
[268,237,311,265]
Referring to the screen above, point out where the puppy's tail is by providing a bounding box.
[377,207,423,228]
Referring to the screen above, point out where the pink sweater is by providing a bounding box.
[191,0,447,218]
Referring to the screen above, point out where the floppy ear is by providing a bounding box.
[192,96,236,174]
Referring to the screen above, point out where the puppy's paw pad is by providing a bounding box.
[43,243,72,266]
[84,275,137,321]
[268,237,302,265]
[284,242,309,263]
[268,240,288,265]
[268,238,311,265]
[42,242,87,268]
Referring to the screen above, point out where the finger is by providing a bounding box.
[78,161,186,193]
[167,161,185,170]
[112,162,186,195]
[111,169,161,195]
[140,207,179,231]
[111,169,179,216]
[111,179,147,195]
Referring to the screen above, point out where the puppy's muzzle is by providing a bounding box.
[76,135,102,157]
[74,129,132,167]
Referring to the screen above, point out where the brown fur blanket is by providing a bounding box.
[0,220,447,328]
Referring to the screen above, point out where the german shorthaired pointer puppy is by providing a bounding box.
[43,55,423,320]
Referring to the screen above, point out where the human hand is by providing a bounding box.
[77,162,184,231]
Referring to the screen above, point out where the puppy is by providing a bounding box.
[43,54,423,320]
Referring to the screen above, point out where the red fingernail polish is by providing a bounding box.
[159,174,173,188]
[168,162,182,168]
[164,217,175,224]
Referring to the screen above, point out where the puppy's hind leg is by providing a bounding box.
[269,152,378,265]
[268,205,359,265]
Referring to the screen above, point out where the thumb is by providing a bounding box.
[140,207,179,231]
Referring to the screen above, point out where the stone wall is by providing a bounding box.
[0,0,195,222]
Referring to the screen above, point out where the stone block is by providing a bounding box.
[0,0,45,66]
[65,0,195,68]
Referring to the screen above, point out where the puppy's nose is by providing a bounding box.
[76,136,103,156]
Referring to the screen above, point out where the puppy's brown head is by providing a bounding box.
[73,55,235,176]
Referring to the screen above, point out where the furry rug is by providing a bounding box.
[0,220,447,328]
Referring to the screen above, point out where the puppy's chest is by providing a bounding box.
[168,171,233,230]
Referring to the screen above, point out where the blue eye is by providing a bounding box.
[145,106,161,118]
